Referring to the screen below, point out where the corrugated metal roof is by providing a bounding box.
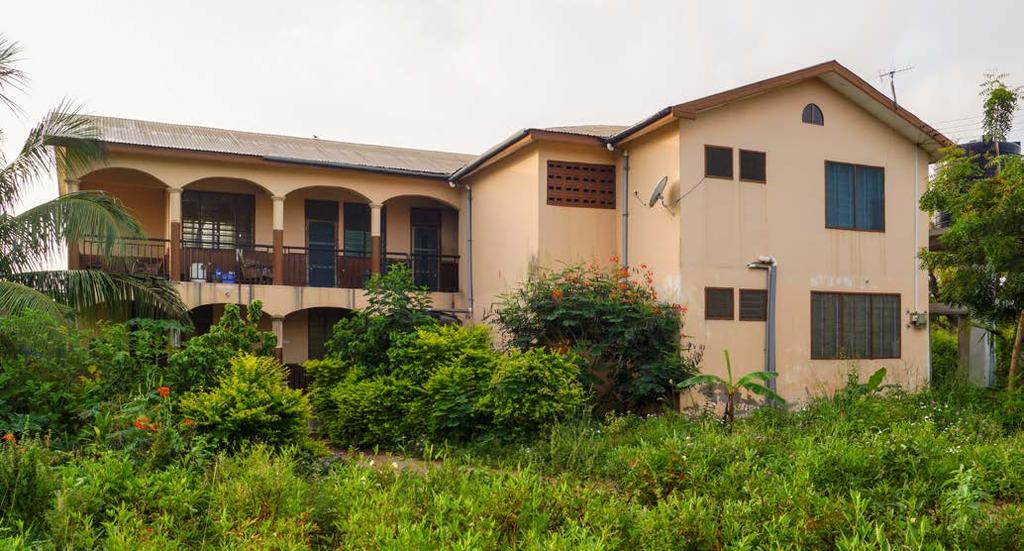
[89,116,477,176]
[543,124,628,138]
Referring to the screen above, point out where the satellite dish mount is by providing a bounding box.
[634,176,677,210]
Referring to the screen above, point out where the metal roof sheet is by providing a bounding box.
[89,116,477,176]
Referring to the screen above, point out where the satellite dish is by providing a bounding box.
[647,176,668,207]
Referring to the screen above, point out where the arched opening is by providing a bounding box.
[382,195,460,292]
[282,186,374,288]
[282,306,353,388]
[75,167,171,276]
[180,178,274,283]
[802,103,824,125]
[185,303,273,338]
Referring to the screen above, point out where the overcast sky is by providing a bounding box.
[3,0,1024,211]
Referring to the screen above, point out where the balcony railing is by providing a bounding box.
[283,246,373,288]
[77,238,460,292]
[181,241,275,284]
[383,252,459,292]
[78,237,170,277]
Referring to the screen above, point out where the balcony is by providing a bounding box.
[76,239,459,292]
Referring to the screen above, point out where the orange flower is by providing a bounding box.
[609,255,620,264]
[133,416,158,432]
[550,289,564,300]
[617,282,628,290]
[182,418,196,427]
[2,433,15,444]
[157,386,171,399]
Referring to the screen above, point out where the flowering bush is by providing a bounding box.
[493,260,701,413]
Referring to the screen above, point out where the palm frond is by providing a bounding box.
[0,279,70,319]
[0,191,143,274]
[5,269,187,322]
[678,374,726,389]
[0,101,104,213]
[0,36,27,115]
[739,381,785,404]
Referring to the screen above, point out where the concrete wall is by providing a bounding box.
[640,78,931,400]
[80,169,168,239]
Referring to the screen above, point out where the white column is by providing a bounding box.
[65,178,80,194]
[272,196,286,231]
[370,203,383,236]
[168,188,183,224]
[272,316,285,361]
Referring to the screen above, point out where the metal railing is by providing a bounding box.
[181,241,275,284]
[383,252,459,292]
[283,246,373,288]
[78,237,170,277]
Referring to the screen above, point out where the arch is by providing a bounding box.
[380,192,460,211]
[282,306,354,366]
[78,167,170,239]
[284,184,372,203]
[185,303,273,337]
[182,176,274,196]
[802,103,824,125]
[78,166,170,189]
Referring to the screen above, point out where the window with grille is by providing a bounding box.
[739,289,767,321]
[705,287,734,320]
[825,161,885,231]
[546,160,616,208]
[739,150,766,183]
[705,145,733,179]
[811,292,900,359]
[182,190,255,248]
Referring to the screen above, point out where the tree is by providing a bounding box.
[922,77,1024,388]
[677,349,783,430]
[0,36,185,321]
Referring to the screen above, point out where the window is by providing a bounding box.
[802,103,824,125]
[739,289,767,321]
[182,190,255,248]
[546,160,616,208]
[705,287,734,320]
[739,150,766,183]
[811,292,900,359]
[825,161,885,231]
[705,146,733,179]
[308,308,345,360]
[342,203,370,257]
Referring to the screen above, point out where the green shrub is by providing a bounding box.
[178,354,310,450]
[482,348,586,438]
[88,318,183,400]
[325,369,416,448]
[326,264,435,374]
[0,437,57,532]
[930,324,960,387]
[0,309,93,437]
[168,301,276,391]
[493,261,699,413]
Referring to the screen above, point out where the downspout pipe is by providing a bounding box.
[456,181,474,319]
[748,256,778,391]
[622,150,630,266]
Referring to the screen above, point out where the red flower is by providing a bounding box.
[551,289,564,300]
[609,255,620,264]
[157,386,171,399]
[182,418,196,427]
[2,433,15,444]
[133,416,158,432]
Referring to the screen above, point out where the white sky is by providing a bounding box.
[4,0,1024,212]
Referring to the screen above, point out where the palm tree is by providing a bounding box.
[0,36,185,321]
[678,349,784,430]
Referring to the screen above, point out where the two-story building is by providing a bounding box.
[58,61,951,401]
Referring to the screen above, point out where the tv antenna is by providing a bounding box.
[878,64,914,108]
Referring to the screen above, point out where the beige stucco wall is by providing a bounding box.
[463,147,541,319]
[536,143,618,267]
[281,187,368,248]
[383,196,459,256]
[625,78,931,401]
[80,169,168,239]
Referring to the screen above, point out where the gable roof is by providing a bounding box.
[609,60,953,159]
[88,116,476,179]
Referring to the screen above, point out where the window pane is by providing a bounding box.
[811,293,839,358]
[855,166,885,230]
[739,150,766,182]
[705,288,734,320]
[841,295,871,359]
[739,289,767,321]
[343,203,370,257]
[826,162,855,228]
[871,295,900,358]
[705,146,733,178]
[182,191,255,247]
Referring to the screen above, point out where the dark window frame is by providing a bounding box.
[810,291,901,360]
[802,103,824,125]
[824,160,886,233]
[704,145,734,180]
[738,289,768,321]
[704,287,735,320]
[739,149,767,183]
[181,190,256,248]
